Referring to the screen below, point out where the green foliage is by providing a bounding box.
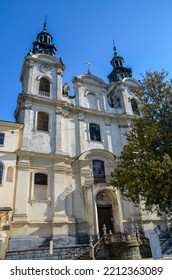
[111,70,172,216]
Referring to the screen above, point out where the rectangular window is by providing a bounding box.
[89,124,101,141]
[93,160,105,183]
[0,133,5,145]
[34,173,48,200]
[37,112,49,131]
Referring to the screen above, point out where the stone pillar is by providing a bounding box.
[56,70,62,99]
[13,157,30,223]
[27,63,34,94]
[21,106,32,150]
[55,108,63,154]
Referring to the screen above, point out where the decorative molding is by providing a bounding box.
[27,63,34,69]
[78,113,85,121]
[21,103,32,110]
[40,64,51,73]
[62,110,69,118]
[56,108,63,115]
[105,118,111,126]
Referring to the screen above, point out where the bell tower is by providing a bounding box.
[14,21,66,153]
[28,17,57,56]
[108,44,132,83]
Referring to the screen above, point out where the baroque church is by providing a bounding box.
[0,22,170,259]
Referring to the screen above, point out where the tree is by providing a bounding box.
[111,70,172,216]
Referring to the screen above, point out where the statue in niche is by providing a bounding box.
[109,92,121,108]
[63,82,70,96]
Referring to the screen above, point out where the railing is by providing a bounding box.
[89,224,143,260]
[89,225,109,260]
[39,91,50,97]
[83,176,111,187]
[140,235,150,247]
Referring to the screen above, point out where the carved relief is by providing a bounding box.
[78,113,85,121]
[27,63,34,69]
[63,82,70,96]
[0,212,9,227]
[62,110,69,118]
[40,64,51,73]
[105,118,111,126]
[56,108,63,115]
[108,89,122,108]
[21,103,32,110]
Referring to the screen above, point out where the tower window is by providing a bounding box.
[0,133,5,145]
[37,112,49,131]
[131,98,140,115]
[0,162,3,185]
[89,124,101,141]
[92,160,105,183]
[39,77,50,97]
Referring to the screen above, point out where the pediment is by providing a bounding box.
[32,54,63,67]
[73,74,107,87]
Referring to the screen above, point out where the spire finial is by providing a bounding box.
[85,62,92,75]
[113,40,116,52]
[44,15,47,30]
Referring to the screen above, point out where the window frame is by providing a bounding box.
[0,133,5,145]
[39,77,50,97]
[89,123,101,142]
[0,161,4,185]
[33,172,48,201]
[34,173,48,185]
[92,160,105,183]
[37,112,49,132]
[131,98,140,115]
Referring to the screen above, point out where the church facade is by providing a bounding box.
[0,23,170,258]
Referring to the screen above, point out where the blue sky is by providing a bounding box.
[1,0,172,122]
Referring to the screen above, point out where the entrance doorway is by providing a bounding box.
[97,204,114,236]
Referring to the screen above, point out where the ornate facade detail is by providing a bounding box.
[40,64,51,73]
[78,113,85,121]
[63,82,70,96]
[62,110,69,118]
[56,108,63,115]
[21,103,32,110]
[27,63,34,69]
[105,118,111,126]
[108,89,122,108]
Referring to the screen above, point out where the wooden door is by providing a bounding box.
[97,205,114,236]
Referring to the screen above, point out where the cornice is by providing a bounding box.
[16,92,136,122]
[0,120,23,129]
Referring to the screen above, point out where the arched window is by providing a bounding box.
[92,160,105,183]
[39,77,50,97]
[0,162,3,185]
[87,93,97,110]
[37,112,49,131]
[6,166,14,182]
[89,124,101,141]
[34,173,48,200]
[131,98,140,115]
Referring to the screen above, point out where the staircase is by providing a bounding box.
[139,235,152,258]
[160,238,172,255]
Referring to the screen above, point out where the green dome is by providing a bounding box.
[28,21,57,56]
